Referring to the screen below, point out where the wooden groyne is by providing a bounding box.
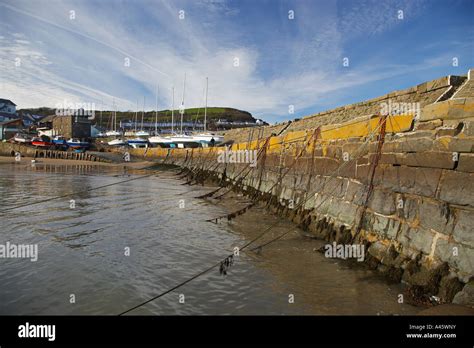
[0,142,110,163]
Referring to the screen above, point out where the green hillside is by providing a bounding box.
[19,107,256,128]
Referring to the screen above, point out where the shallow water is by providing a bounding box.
[0,162,419,315]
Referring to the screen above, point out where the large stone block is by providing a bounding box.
[462,120,474,137]
[355,163,383,186]
[368,188,396,215]
[344,180,366,205]
[313,193,333,215]
[457,153,474,173]
[325,145,342,159]
[337,201,359,226]
[434,137,474,152]
[312,157,339,175]
[397,195,419,222]
[381,166,442,197]
[368,241,388,261]
[322,177,348,199]
[380,137,434,153]
[369,213,401,239]
[380,152,455,169]
[399,225,434,255]
[438,171,474,206]
[421,98,474,121]
[307,175,326,194]
[434,239,474,281]
[452,280,474,307]
[453,208,474,247]
[418,198,455,235]
[426,76,451,91]
[337,160,356,178]
[416,119,443,131]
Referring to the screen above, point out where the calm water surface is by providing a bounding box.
[0,162,419,315]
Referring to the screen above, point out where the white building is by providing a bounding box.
[0,99,17,122]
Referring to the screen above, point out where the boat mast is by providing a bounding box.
[141,96,145,131]
[134,99,138,132]
[171,87,175,134]
[180,73,186,135]
[204,77,208,133]
[112,98,116,131]
[99,100,103,130]
[155,83,158,135]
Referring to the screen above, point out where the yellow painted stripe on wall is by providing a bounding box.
[130,114,414,158]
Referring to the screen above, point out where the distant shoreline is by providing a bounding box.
[0,155,154,170]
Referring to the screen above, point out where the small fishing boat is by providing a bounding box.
[13,133,32,144]
[127,137,148,148]
[32,136,54,148]
[52,136,67,146]
[108,138,127,146]
[66,138,90,149]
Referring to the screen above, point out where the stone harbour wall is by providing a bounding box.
[223,74,467,144]
[129,70,474,306]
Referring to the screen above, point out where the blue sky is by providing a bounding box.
[0,0,473,123]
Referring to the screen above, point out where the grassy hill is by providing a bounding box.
[19,107,256,128]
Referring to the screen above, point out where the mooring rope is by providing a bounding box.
[118,117,387,315]
[209,128,320,222]
[354,115,388,236]
[1,167,163,213]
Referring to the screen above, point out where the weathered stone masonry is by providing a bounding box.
[130,70,474,306]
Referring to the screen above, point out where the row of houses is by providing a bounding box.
[0,99,22,141]
[0,98,92,141]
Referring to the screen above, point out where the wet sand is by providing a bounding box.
[197,191,421,315]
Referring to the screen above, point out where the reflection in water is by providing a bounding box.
[0,163,419,315]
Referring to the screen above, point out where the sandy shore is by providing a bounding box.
[201,189,474,315]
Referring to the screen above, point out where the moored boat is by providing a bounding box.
[135,130,150,137]
[66,138,90,149]
[127,137,148,148]
[108,138,127,146]
[170,134,200,148]
[105,130,121,137]
[148,135,174,147]
[13,133,32,144]
[31,136,54,148]
[192,133,224,145]
[52,136,68,146]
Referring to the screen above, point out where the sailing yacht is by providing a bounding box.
[135,96,150,137]
[193,77,223,145]
[127,96,149,147]
[149,86,177,147]
[108,138,127,146]
[108,102,126,145]
[105,109,121,136]
[168,73,201,148]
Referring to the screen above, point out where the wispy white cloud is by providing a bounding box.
[0,0,470,123]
